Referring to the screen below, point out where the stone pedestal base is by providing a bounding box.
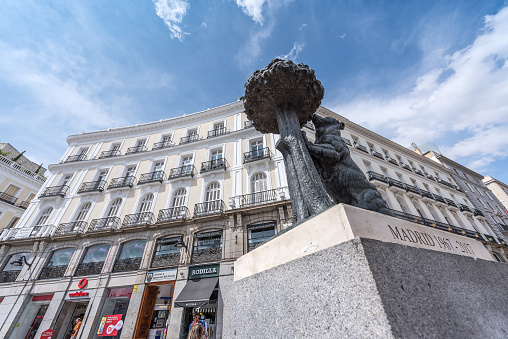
[223,205,508,338]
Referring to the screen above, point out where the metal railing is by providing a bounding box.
[180,134,202,144]
[207,128,230,138]
[243,148,272,163]
[399,163,411,171]
[370,150,384,160]
[353,143,368,153]
[201,159,228,173]
[168,165,196,179]
[88,217,120,233]
[112,257,143,273]
[77,180,106,194]
[497,223,508,232]
[436,178,456,189]
[74,261,105,276]
[108,176,135,189]
[98,150,121,159]
[459,204,472,213]
[39,185,69,198]
[0,271,20,283]
[126,145,147,154]
[53,221,87,237]
[191,246,222,264]
[341,137,352,146]
[420,190,434,200]
[425,173,436,181]
[433,194,446,204]
[387,178,406,190]
[157,206,190,222]
[122,212,155,227]
[244,120,253,128]
[64,154,87,163]
[385,157,399,166]
[412,168,425,176]
[473,209,485,217]
[444,198,457,208]
[138,171,166,185]
[238,189,278,208]
[152,141,175,150]
[405,184,420,195]
[0,154,46,183]
[151,252,181,268]
[18,200,30,209]
[194,200,226,216]
[38,266,68,280]
[0,192,17,205]
[367,171,388,183]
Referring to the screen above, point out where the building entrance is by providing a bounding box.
[24,304,49,339]
[53,301,89,339]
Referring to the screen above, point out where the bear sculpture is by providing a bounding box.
[304,114,394,216]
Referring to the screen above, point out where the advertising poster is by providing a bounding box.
[97,314,123,337]
[41,329,54,339]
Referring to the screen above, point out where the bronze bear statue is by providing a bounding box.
[304,114,393,216]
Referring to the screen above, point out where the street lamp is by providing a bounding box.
[175,237,187,249]
[10,255,31,268]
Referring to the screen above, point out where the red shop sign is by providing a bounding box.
[41,329,54,339]
[68,291,89,298]
[97,314,123,336]
[78,278,88,289]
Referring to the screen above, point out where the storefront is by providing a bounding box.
[92,286,133,339]
[134,268,177,339]
[52,288,92,339]
[8,294,53,339]
[174,264,220,339]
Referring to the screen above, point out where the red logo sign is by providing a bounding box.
[78,278,88,289]
[68,291,89,298]
[41,329,54,339]
[97,314,123,336]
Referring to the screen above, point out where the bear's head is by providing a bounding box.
[312,114,345,138]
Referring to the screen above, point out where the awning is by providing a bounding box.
[174,277,218,308]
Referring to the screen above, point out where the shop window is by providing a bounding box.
[74,244,110,277]
[35,207,53,226]
[151,236,182,268]
[192,231,222,264]
[8,296,51,339]
[39,248,75,280]
[92,287,133,339]
[248,222,276,252]
[112,240,147,273]
[134,283,176,339]
[0,252,31,283]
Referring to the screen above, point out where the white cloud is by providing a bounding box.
[152,0,190,41]
[236,20,275,68]
[235,0,268,25]
[298,23,307,31]
[330,6,508,174]
[278,42,305,61]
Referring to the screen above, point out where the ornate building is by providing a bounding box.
[0,102,505,339]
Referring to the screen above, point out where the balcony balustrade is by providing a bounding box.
[244,120,253,128]
[77,180,106,194]
[168,165,196,179]
[370,150,384,160]
[18,200,30,209]
[459,204,472,213]
[387,178,406,190]
[191,246,222,264]
[98,150,121,159]
[419,189,434,200]
[126,145,147,155]
[0,271,20,283]
[122,212,154,227]
[74,261,105,276]
[433,194,446,204]
[367,171,388,183]
[64,154,87,163]
[207,128,230,138]
[425,173,436,181]
[201,159,228,173]
[243,148,272,163]
[38,266,68,280]
[108,176,135,189]
[194,200,226,216]
[39,185,69,198]
[444,198,458,208]
[0,154,46,183]
[405,184,421,196]
[473,209,485,217]
[112,257,143,273]
[386,157,399,166]
[0,192,17,205]
[342,137,352,146]
[412,168,425,176]
[157,206,190,222]
[353,143,368,153]
[88,217,120,233]
[138,171,166,185]
[180,134,202,144]
[238,189,277,208]
[497,223,508,232]
[53,221,87,237]
[399,163,411,171]
[152,141,175,151]
[151,252,181,268]
[436,178,456,189]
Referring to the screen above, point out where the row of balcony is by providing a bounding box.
[0,192,31,209]
[0,154,46,183]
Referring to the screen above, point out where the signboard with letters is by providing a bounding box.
[188,264,220,280]
[146,268,177,283]
[41,329,54,339]
[65,289,92,300]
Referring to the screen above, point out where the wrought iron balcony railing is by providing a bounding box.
[342,137,352,146]
[385,157,399,166]
[238,189,278,208]
[425,173,436,181]
[138,171,166,185]
[201,159,228,173]
[18,200,30,209]
[0,192,17,205]
[459,204,472,213]
[151,252,181,268]
[74,261,105,276]
[64,154,87,163]
[244,120,253,128]
[412,168,425,176]
[444,198,457,208]
[405,184,421,195]
[497,223,508,232]
[420,190,434,200]
[152,141,175,150]
[399,163,411,171]
[370,150,384,160]
[194,200,226,216]
[207,128,230,138]
[436,178,456,189]
[126,145,147,154]
[38,265,68,280]
[53,221,87,237]
[191,246,222,264]
[353,142,368,153]
[98,150,121,159]
[433,194,446,204]
[122,212,154,227]
[39,185,69,198]
[112,257,143,273]
[243,148,272,163]
[77,180,106,194]
[168,165,196,179]
[180,134,202,144]
[386,178,406,190]
[367,171,388,183]
[473,209,485,217]
[157,206,190,222]
[88,217,120,233]
[108,176,135,189]
[0,270,20,283]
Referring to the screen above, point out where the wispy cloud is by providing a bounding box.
[235,0,268,25]
[330,6,508,173]
[152,0,190,41]
[298,23,307,31]
[278,42,305,61]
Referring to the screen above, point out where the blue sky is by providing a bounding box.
[0,0,507,183]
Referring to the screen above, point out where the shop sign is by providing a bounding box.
[97,314,123,336]
[188,264,220,280]
[78,278,88,289]
[146,268,177,283]
[65,289,92,300]
[41,329,54,339]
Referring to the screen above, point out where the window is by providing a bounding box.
[111,143,121,151]
[187,129,198,136]
[112,240,147,273]
[61,175,72,186]
[7,217,20,228]
[213,122,224,130]
[251,173,267,193]
[172,188,187,207]
[192,231,222,264]
[26,193,36,203]
[136,139,146,147]
[107,198,122,217]
[4,184,20,197]
[151,237,182,268]
[35,207,53,225]
[248,222,276,252]
[209,149,224,168]
[152,161,165,180]
[181,155,193,175]
[97,170,108,182]
[92,287,133,339]
[39,248,75,280]
[74,244,110,276]
[139,194,154,213]
[75,203,91,222]
[250,139,264,159]
[205,182,221,202]
[126,166,136,178]
[1,252,31,283]
[78,148,88,155]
